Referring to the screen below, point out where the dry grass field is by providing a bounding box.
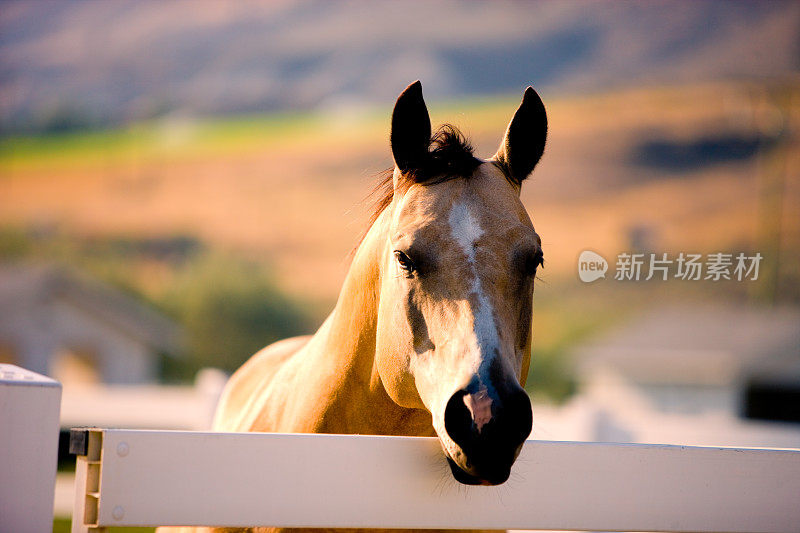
[2,82,797,303]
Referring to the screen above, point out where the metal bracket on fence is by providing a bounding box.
[70,429,105,533]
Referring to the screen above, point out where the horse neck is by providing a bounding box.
[310,206,432,436]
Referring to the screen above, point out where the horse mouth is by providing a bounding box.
[445,456,510,486]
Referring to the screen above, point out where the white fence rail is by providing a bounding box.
[70,428,800,533]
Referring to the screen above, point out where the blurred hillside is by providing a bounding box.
[1,0,798,134]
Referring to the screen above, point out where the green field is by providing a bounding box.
[53,517,152,533]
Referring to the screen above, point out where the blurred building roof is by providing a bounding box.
[0,262,181,384]
[0,263,179,353]
[575,305,800,387]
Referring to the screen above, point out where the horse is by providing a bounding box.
[160,80,547,533]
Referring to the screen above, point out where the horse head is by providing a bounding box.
[374,81,547,485]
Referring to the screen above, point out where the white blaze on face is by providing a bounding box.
[447,202,500,376]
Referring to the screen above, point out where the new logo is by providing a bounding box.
[578,250,608,283]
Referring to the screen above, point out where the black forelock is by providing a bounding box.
[405,124,482,184]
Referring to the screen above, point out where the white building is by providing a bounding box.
[0,263,181,385]
[574,305,800,420]
[532,305,800,449]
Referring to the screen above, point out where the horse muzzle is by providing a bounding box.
[440,383,532,485]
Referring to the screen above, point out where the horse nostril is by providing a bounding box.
[443,390,474,449]
[502,387,533,444]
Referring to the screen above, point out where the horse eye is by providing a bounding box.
[394,250,416,276]
[525,250,544,276]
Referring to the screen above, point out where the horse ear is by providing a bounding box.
[391,80,431,174]
[494,86,547,184]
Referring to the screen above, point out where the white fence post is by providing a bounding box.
[0,364,62,533]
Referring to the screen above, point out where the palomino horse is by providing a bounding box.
[162,80,547,533]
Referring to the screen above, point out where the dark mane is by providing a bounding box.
[363,124,481,236]
[405,124,482,184]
